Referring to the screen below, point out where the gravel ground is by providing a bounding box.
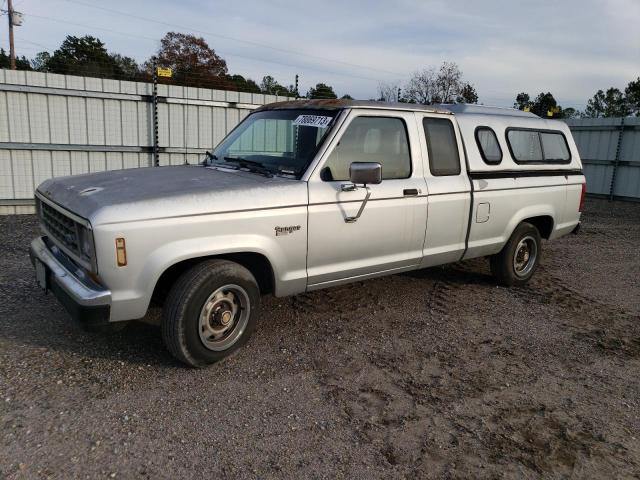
[1,198,639,479]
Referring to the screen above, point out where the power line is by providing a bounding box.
[25,12,390,84]
[15,37,54,50]
[56,0,406,79]
[11,36,597,108]
[27,13,159,42]
[15,5,603,107]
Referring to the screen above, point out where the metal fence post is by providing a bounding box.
[152,57,159,167]
[609,117,625,201]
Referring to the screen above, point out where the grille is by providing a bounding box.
[40,201,81,256]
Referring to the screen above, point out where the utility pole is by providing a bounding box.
[7,0,16,70]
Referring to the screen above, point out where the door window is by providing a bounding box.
[423,118,461,176]
[321,116,411,181]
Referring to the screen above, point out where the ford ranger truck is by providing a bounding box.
[30,100,585,367]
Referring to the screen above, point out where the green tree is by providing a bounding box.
[513,92,564,118]
[514,92,532,110]
[624,77,640,116]
[30,51,51,72]
[307,83,337,99]
[341,94,354,99]
[227,74,261,93]
[585,88,630,118]
[0,48,31,70]
[259,75,291,96]
[45,36,124,77]
[561,107,581,119]
[111,54,140,80]
[531,92,560,118]
[457,83,478,104]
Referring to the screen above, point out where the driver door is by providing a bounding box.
[306,110,428,288]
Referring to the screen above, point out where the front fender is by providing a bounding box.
[94,206,308,321]
[141,233,306,301]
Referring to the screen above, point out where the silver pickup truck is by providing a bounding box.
[30,100,585,366]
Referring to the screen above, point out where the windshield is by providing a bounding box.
[208,109,338,178]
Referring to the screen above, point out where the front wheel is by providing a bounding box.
[161,260,260,367]
[490,222,542,286]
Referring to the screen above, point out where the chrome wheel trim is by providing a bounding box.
[198,284,250,351]
[513,235,538,278]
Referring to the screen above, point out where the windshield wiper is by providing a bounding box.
[223,156,274,177]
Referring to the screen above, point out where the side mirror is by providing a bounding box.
[349,162,382,186]
[341,162,382,223]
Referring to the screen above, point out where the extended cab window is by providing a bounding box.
[507,129,571,163]
[475,127,502,164]
[321,116,411,181]
[423,118,461,176]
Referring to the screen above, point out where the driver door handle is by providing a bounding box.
[403,188,419,196]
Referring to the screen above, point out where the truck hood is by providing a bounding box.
[36,165,308,225]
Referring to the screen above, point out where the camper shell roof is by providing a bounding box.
[256,99,536,118]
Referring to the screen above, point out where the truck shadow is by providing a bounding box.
[2,258,495,368]
[402,259,493,284]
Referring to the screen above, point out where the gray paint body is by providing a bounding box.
[31,101,584,323]
[37,165,305,224]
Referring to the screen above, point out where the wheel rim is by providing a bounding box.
[513,235,538,278]
[198,284,250,351]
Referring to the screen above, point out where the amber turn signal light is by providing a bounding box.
[115,237,127,266]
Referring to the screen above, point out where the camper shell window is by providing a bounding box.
[506,128,571,164]
[475,126,503,164]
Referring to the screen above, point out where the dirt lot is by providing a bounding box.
[1,198,639,479]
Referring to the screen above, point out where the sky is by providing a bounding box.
[1,0,638,109]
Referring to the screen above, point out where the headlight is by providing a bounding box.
[77,225,95,261]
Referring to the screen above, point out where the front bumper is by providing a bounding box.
[29,236,112,329]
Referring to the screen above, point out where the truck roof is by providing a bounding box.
[257,99,452,114]
[257,99,537,118]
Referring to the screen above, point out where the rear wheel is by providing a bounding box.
[490,222,542,286]
[161,260,260,367]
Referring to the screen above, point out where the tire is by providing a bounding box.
[490,222,542,287]
[161,259,260,367]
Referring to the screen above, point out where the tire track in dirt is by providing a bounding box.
[577,225,638,248]
[309,260,530,475]
[515,267,640,358]
[309,254,640,476]
[477,403,637,477]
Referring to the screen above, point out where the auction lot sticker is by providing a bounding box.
[293,115,333,128]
